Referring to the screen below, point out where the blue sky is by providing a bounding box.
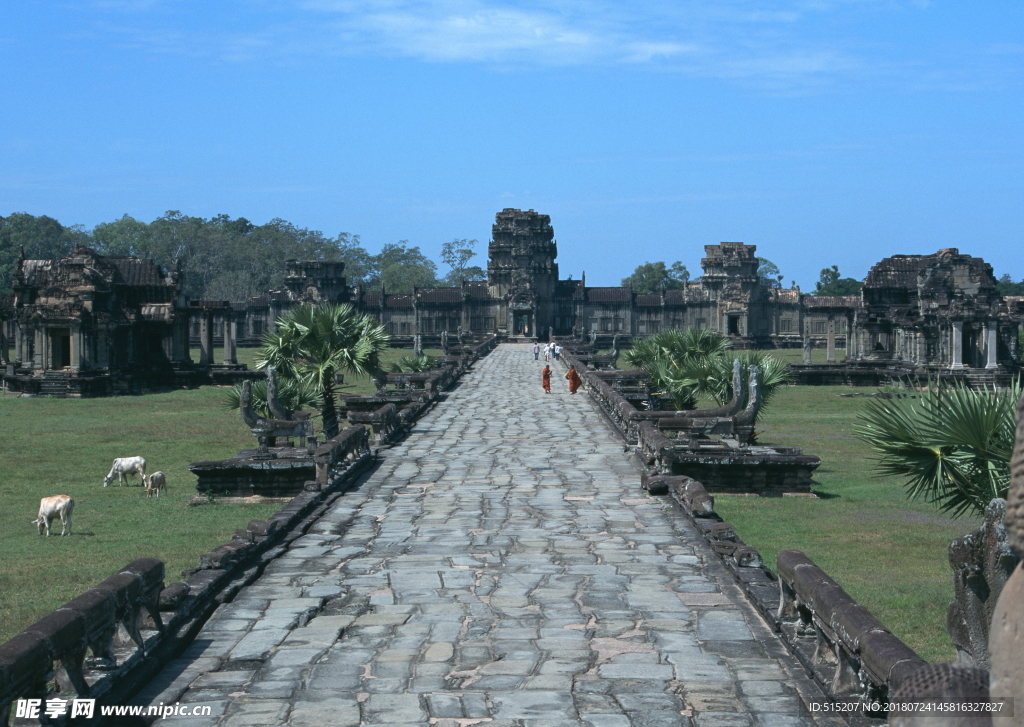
[2,1,1021,288]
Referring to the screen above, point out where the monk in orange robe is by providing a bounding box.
[542,365,552,393]
[565,366,582,394]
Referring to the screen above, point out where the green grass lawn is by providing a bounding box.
[712,385,980,663]
[0,345,449,643]
[195,346,445,395]
[2,352,972,662]
[0,387,283,644]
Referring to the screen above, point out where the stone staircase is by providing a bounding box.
[39,370,69,398]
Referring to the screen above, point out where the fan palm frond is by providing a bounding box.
[854,378,1020,518]
[222,377,323,419]
[255,302,390,437]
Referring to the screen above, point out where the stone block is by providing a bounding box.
[159,581,191,610]
[289,697,361,727]
[229,628,290,661]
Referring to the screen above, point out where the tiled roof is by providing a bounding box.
[361,291,382,307]
[385,295,413,309]
[663,289,687,305]
[416,288,464,304]
[107,257,171,287]
[463,281,491,300]
[587,287,632,303]
[635,294,662,307]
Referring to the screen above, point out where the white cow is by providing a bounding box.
[32,495,74,536]
[103,456,148,488]
[146,471,167,498]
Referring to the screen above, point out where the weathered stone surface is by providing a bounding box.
[137,345,829,726]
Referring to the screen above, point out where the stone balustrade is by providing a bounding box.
[774,550,927,709]
[0,558,165,725]
[647,469,930,715]
[312,424,371,487]
[0,339,499,723]
[347,404,400,444]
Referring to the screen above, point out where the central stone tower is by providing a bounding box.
[488,209,558,338]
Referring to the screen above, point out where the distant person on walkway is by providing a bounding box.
[554,344,562,361]
[565,365,582,394]
[544,344,551,363]
[533,342,540,360]
[542,365,552,393]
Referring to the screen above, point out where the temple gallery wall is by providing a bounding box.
[2,208,1022,395]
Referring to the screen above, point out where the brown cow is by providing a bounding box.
[146,471,167,498]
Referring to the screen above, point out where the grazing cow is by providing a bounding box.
[146,471,167,498]
[32,495,74,536]
[103,456,148,488]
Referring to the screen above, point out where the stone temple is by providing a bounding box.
[2,209,1021,394]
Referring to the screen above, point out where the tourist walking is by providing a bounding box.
[533,342,540,360]
[542,365,552,393]
[544,344,551,363]
[565,365,582,394]
[554,344,562,361]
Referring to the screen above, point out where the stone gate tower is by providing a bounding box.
[487,209,558,338]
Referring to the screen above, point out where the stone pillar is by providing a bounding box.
[845,314,854,361]
[36,327,48,370]
[951,321,965,369]
[173,313,190,364]
[0,320,7,365]
[985,321,998,369]
[223,313,237,365]
[826,317,836,363]
[71,325,83,371]
[199,311,213,365]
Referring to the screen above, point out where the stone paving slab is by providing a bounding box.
[134,344,841,726]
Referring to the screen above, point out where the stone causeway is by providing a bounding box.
[134,344,840,727]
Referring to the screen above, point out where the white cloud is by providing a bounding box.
[69,0,1021,93]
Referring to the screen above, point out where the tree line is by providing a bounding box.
[0,211,484,300]
[4,210,1022,301]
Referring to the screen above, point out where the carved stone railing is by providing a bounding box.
[946,498,1020,669]
[775,550,927,710]
[347,403,400,444]
[0,558,165,725]
[312,424,371,488]
[1,339,501,724]
[653,470,931,716]
[1,429,376,726]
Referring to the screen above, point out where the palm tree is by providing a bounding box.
[390,355,438,373]
[624,328,732,409]
[694,350,792,425]
[854,379,1020,518]
[258,302,390,438]
[222,377,322,419]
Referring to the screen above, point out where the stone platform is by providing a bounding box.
[134,345,840,727]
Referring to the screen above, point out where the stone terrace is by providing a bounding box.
[136,345,838,727]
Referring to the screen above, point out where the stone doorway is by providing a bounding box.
[50,328,71,369]
[513,311,531,336]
